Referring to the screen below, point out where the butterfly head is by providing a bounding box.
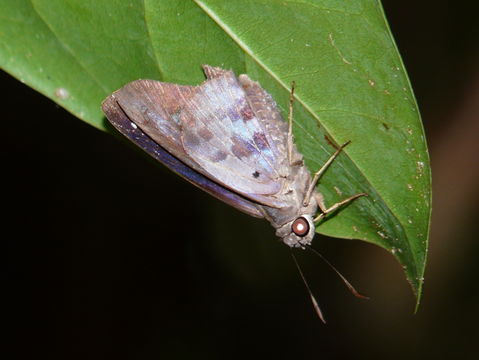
[278,214,316,248]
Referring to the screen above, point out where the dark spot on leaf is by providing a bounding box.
[324,135,338,149]
[382,122,390,130]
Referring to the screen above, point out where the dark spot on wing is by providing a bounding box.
[211,150,228,162]
[182,113,196,127]
[252,171,260,178]
[213,106,226,121]
[184,132,200,147]
[227,108,241,122]
[253,132,269,150]
[198,127,214,141]
[231,135,255,159]
[240,106,255,121]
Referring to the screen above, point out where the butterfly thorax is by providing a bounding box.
[258,160,318,248]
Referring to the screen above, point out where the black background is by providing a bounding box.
[4,1,479,359]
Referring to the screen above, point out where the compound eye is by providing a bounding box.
[291,217,310,237]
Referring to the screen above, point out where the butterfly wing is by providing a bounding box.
[104,66,291,209]
[178,67,290,208]
[237,72,292,168]
[106,80,198,171]
[102,93,264,218]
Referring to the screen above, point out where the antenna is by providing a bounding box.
[306,245,369,300]
[291,250,326,323]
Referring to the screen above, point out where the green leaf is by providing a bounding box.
[0,0,431,304]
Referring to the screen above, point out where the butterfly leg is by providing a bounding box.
[287,81,296,165]
[303,141,351,206]
[313,192,367,223]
